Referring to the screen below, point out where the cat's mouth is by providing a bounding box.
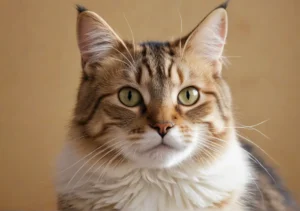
[143,142,178,153]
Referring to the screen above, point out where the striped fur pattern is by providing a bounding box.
[56,2,298,211]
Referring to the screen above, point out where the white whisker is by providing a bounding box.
[110,47,135,69]
[237,133,278,166]
[242,149,276,184]
[67,138,119,189]
[123,14,136,59]
[96,146,128,183]
[73,141,125,188]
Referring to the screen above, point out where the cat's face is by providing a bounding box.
[72,5,232,169]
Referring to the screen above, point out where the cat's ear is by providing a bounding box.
[176,1,229,74]
[76,5,124,65]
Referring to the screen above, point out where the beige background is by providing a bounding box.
[0,0,299,210]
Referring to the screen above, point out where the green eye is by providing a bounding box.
[178,87,200,106]
[118,87,142,107]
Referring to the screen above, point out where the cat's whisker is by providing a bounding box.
[204,138,224,149]
[110,46,135,69]
[222,119,270,139]
[94,147,126,183]
[202,143,222,155]
[237,119,270,128]
[242,148,276,184]
[85,141,127,184]
[201,139,223,152]
[206,135,226,143]
[67,138,120,188]
[112,150,127,171]
[237,133,278,166]
[247,172,266,209]
[237,119,270,139]
[57,135,91,174]
[96,146,129,183]
[202,145,221,155]
[206,133,277,183]
[225,56,242,58]
[123,14,136,59]
[199,146,216,163]
[71,139,124,188]
[177,8,183,58]
[223,125,270,140]
[109,57,134,69]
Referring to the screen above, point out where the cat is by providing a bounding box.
[56,1,298,210]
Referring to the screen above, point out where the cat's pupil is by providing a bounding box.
[128,91,132,101]
[186,90,190,100]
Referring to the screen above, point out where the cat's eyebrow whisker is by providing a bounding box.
[110,46,135,69]
[109,57,133,69]
[123,14,136,59]
[177,7,183,58]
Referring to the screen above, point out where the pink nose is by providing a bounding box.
[151,122,174,137]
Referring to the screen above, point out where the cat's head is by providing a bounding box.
[72,1,234,169]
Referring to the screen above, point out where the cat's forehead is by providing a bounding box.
[138,41,174,60]
[140,41,171,50]
[135,41,183,85]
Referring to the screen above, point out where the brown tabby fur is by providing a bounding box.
[57,2,298,211]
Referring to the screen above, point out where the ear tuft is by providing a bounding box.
[76,4,88,14]
[180,7,228,64]
[215,0,230,10]
[77,11,123,64]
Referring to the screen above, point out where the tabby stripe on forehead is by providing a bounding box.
[141,45,154,77]
[157,63,164,78]
[168,46,175,57]
[135,66,143,84]
[142,57,153,77]
[78,93,112,125]
[176,68,184,84]
[202,91,226,120]
[141,44,147,57]
[168,60,173,78]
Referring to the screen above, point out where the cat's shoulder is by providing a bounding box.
[241,142,299,211]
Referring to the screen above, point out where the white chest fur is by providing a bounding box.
[56,140,251,211]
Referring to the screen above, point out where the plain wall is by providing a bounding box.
[0,0,299,210]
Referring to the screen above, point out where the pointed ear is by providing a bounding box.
[76,6,123,64]
[177,3,229,74]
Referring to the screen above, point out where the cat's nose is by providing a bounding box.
[150,122,174,138]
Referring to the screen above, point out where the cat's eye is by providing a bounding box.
[178,87,200,106]
[118,87,142,107]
